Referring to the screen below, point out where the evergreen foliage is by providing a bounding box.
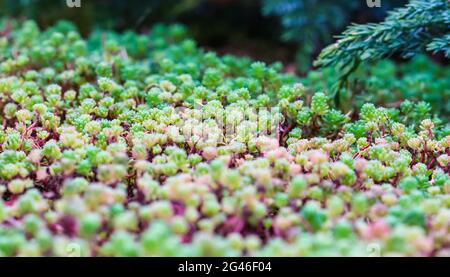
[315,0,450,105]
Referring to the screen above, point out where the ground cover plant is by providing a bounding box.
[304,55,450,117]
[0,18,449,257]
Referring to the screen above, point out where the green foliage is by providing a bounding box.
[262,0,407,72]
[0,19,449,257]
[305,55,450,116]
[428,34,450,57]
[315,0,450,100]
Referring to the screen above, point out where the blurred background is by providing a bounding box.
[0,0,408,73]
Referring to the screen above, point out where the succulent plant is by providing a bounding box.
[0,19,449,257]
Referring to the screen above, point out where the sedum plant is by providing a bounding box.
[304,55,450,117]
[0,19,449,257]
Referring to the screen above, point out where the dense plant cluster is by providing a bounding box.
[1,0,411,73]
[0,20,449,257]
[305,55,450,117]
